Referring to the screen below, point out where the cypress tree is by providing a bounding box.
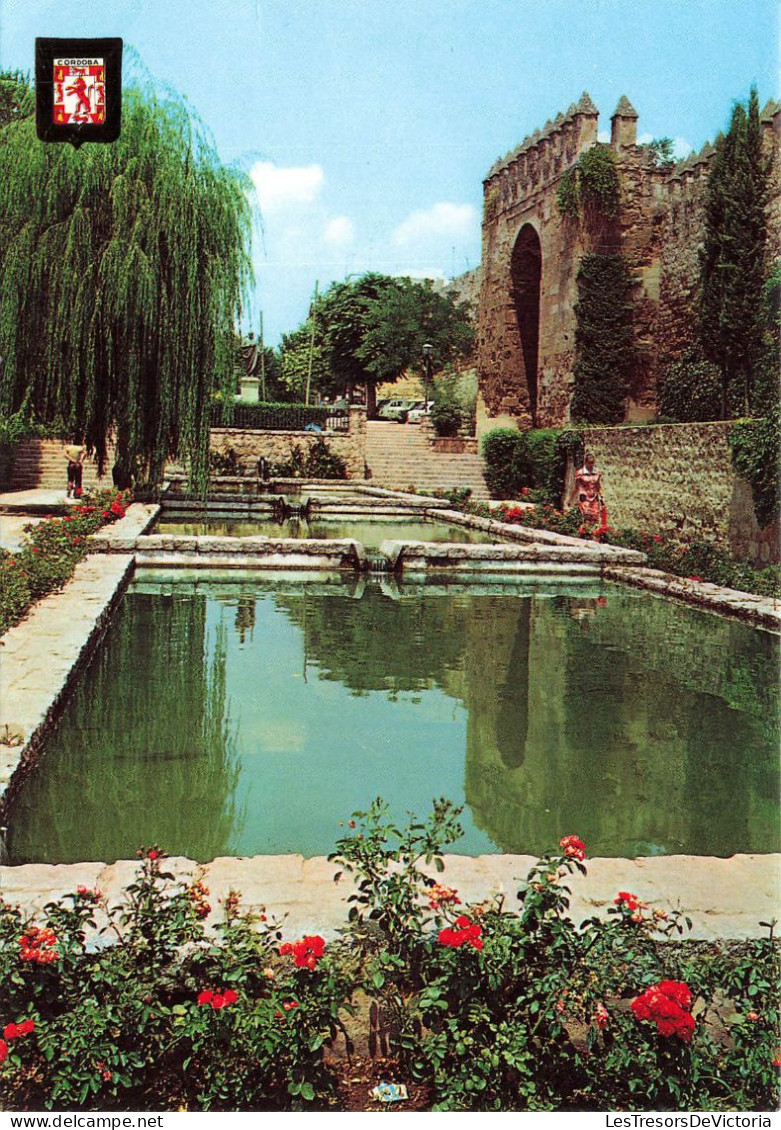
[570,254,635,424]
[0,76,252,488]
[699,88,769,417]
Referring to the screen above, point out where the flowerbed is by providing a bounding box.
[477,502,781,599]
[0,802,777,1112]
[0,490,130,635]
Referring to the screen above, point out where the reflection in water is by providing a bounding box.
[6,580,779,863]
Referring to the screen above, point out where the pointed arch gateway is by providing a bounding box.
[510,223,542,426]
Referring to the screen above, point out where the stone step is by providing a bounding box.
[9,438,115,492]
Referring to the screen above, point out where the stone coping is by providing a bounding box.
[0,852,778,943]
[0,554,135,810]
[605,566,781,632]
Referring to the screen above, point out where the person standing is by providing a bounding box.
[64,442,87,498]
[568,452,606,525]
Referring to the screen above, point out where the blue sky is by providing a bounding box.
[2,0,777,343]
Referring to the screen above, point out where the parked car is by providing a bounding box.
[378,398,416,421]
[406,402,432,424]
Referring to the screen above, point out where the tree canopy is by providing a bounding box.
[699,88,769,417]
[285,273,475,413]
[0,73,252,486]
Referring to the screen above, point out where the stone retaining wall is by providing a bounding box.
[210,406,367,479]
[575,422,779,567]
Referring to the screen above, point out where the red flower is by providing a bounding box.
[438,918,483,950]
[593,1003,609,1030]
[147,849,159,861]
[687,576,702,583]
[559,834,586,861]
[614,891,640,912]
[284,934,326,969]
[223,989,238,1005]
[772,1051,781,1068]
[210,994,226,1010]
[0,1040,7,1065]
[197,990,214,1006]
[631,981,695,1042]
[17,1019,34,1036]
[3,1024,19,1040]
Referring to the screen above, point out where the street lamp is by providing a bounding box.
[422,342,433,409]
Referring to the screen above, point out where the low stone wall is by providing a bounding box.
[575,422,778,567]
[210,406,367,479]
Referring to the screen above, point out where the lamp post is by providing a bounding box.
[422,342,433,410]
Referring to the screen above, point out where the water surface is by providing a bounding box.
[7,577,778,863]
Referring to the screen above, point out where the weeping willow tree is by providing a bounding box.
[0,74,253,488]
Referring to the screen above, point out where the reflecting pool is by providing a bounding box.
[7,575,779,863]
[154,516,503,547]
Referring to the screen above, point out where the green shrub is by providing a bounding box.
[658,353,725,422]
[730,414,780,528]
[272,438,347,480]
[481,428,582,504]
[557,144,621,220]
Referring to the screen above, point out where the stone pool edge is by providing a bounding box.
[0,851,778,943]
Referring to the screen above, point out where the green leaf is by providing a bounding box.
[300,1082,315,1101]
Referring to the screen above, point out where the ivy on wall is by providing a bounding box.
[570,255,635,424]
[729,413,780,529]
[557,145,621,220]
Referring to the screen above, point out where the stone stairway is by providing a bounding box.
[9,438,115,493]
[365,421,491,502]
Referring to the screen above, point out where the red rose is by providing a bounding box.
[0,1040,7,1065]
[279,942,293,956]
[210,994,226,1010]
[3,1024,19,1040]
[559,834,586,861]
[18,1019,34,1036]
[223,989,238,1005]
[658,981,692,1010]
[197,990,214,1006]
[147,849,159,861]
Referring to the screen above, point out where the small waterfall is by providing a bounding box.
[275,494,312,520]
[364,550,393,574]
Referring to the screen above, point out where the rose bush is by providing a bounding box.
[0,804,777,1111]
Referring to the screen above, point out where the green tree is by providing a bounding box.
[699,88,769,417]
[316,273,474,416]
[279,324,333,402]
[0,78,252,487]
[0,70,31,130]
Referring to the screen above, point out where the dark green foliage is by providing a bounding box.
[571,255,635,424]
[294,273,474,413]
[212,401,345,432]
[0,78,252,491]
[272,438,347,480]
[430,386,463,438]
[658,352,725,422]
[0,70,32,129]
[729,414,780,528]
[481,428,582,504]
[699,89,769,417]
[481,429,528,498]
[557,144,621,220]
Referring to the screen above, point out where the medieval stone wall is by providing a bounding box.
[572,422,778,567]
[477,94,781,436]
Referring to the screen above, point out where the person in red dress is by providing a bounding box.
[568,452,607,525]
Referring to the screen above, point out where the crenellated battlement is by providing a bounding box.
[484,90,599,188]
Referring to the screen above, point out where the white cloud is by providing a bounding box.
[249,161,324,214]
[323,216,355,246]
[392,202,478,247]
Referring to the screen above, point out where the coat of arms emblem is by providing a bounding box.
[53,59,105,125]
[36,38,122,146]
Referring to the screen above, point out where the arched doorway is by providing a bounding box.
[510,224,542,426]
